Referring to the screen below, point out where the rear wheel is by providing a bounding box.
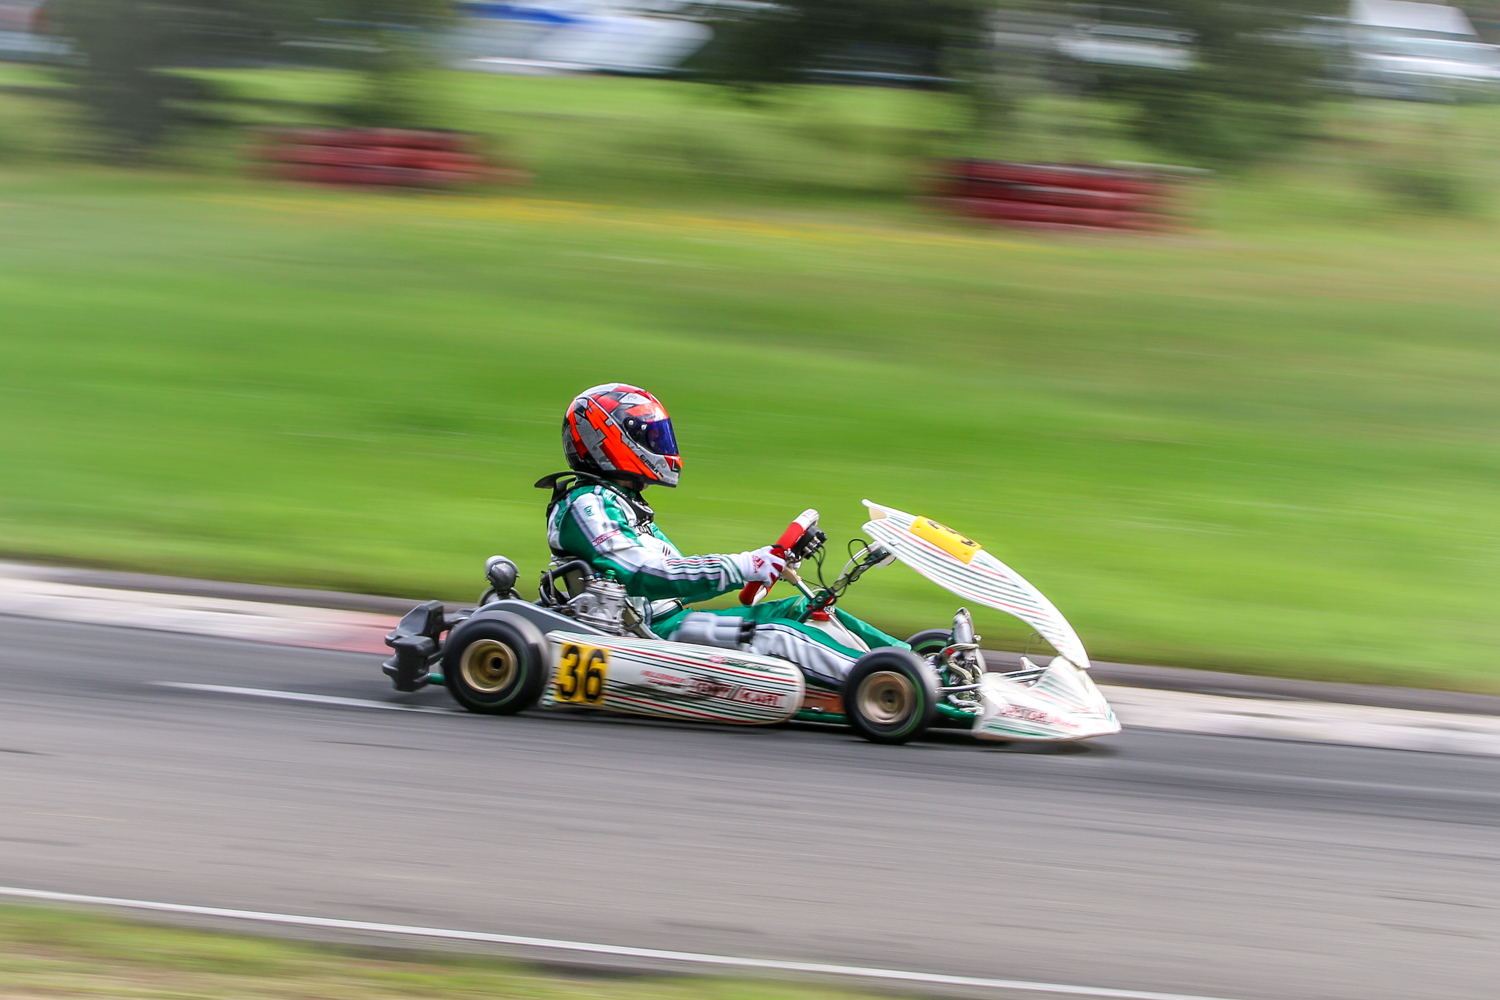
[442,613,549,714]
[842,649,939,745]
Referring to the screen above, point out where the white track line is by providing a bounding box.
[0,886,1241,1000]
[158,682,1500,760]
[1102,686,1500,757]
[155,683,458,714]
[0,573,393,653]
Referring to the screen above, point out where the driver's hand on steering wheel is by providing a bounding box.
[736,545,787,584]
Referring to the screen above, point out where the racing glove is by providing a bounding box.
[733,545,787,584]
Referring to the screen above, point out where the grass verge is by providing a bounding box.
[1,73,1499,692]
[0,904,873,1000]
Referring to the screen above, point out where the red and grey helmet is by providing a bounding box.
[563,383,682,488]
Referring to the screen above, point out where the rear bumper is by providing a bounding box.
[382,600,447,691]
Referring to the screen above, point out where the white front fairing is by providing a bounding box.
[862,500,1091,670]
[974,656,1120,741]
[861,500,1119,741]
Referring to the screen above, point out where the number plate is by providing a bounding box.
[910,516,983,564]
[554,642,610,706]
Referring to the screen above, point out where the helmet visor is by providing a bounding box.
[622,413,678,457]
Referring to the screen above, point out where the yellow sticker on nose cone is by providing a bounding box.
[910,517,983,564]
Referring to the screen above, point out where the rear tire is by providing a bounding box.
[442,613,549,715]
[843,649,939,745]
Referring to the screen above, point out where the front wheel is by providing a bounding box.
[905,628,951,657]
[442,613,549,715]
[843,649,939,745]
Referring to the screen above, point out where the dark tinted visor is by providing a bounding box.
[622,414,678,456]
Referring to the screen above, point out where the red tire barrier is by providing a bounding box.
[253,128,526,190]
[930,160,1179,232]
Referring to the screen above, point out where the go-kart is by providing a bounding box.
[381,501,1120,745]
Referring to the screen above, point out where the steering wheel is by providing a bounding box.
[739,509,820,606]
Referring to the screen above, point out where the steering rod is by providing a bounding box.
[780,563,820,602]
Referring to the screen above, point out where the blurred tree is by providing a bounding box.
[50,0,261,158]
[1084,0,1342,166]
[690,0,989,91]
[322,0,453,128]
[687,0,1019,155]
[694,0,1341,167]
[48,0,450,160]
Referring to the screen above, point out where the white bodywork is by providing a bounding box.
[862,500,1120,741]
[1053,25,1196,71]
[1346,0,1500,99]
[540,630,805,724]
[449,1,711,75]
[1350,0,1475,36]
[974,658,1120,741]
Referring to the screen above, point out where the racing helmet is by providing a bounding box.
[563,383,681,488]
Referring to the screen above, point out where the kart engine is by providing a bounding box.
[941,608,986,704]
[565,576,631,634]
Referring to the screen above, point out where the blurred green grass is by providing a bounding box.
[2,71,1500,690]
[0,904,878,1000]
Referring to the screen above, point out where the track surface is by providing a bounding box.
[1,615,1497,1000]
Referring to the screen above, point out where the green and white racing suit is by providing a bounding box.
[543,474,906,686]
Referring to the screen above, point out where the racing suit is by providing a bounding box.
[543,474,905,686]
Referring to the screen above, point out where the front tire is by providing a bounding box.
[905,628,951,657]
[442,613,549,715]
[843,649,939,745]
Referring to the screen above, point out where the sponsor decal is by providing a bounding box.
[998,704,1070,726]
[641,669,687,690]
[733,687,785,708]
[687,677,736,699]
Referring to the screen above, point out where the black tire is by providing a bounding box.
[907,628,982,729]
[442,612,549,715]
[905,628,952,656]
[842,649,939,745]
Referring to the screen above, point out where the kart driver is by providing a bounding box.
[536,383,906,685]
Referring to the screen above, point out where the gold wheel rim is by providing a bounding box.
[857,670,915,726]
[461,639,517,694]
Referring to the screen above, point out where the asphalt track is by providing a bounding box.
[1,615,1497,1000]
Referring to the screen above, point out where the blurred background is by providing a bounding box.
[2,0,1499,692]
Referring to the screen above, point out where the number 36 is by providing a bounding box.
[555,643,609,705]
